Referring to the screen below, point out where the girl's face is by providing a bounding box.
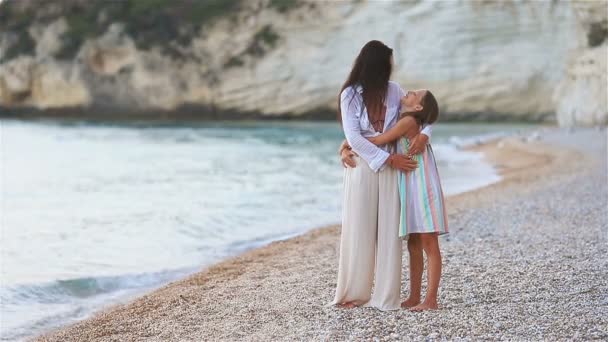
[401,89,428,112]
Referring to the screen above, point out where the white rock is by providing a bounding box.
[31,61,91,108]
[29,18,68,58]
[0,57,35,96]
[554,45,608,127]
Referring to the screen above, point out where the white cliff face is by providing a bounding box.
[31,61,91,109]
[553,1,608,127]
[29,18,67,58]
[0,0,606,126]
[0,53,90,109]
[0,57,35,103]
[212,0,587,119]
[554,45,608,127]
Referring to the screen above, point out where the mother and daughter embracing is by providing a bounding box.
[327,40,449,312]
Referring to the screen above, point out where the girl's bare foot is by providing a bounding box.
[409,301,438,311]
[400,297,420,308]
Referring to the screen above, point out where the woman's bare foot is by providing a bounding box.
[337,301,357,308]
[409,301,438,311]
[400,297,420,308]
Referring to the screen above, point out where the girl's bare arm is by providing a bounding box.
[367,116,417,146]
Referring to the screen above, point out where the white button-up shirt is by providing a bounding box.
[340,81,432,172]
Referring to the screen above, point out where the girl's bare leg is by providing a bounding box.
[401,234,423,308]
[411,233,441,311]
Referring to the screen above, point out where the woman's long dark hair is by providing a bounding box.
[338,40,393,122]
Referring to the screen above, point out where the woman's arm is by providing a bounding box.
[340,88,390,172]
[367,116,417,146]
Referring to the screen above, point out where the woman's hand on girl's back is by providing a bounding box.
[338,139,357,168]
[388,154,418,172]
[341,148,357,168]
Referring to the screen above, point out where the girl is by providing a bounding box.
[367,89,448,311]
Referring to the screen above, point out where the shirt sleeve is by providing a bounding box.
[420,124,432,141]
[341,88,390,172]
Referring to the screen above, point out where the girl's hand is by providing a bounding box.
[366,136,379,145]
[408,133,429,155]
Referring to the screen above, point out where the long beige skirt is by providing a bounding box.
[327,156,402,311]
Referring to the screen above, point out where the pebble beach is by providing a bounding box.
[35,127,607,341]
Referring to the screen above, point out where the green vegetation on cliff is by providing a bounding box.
[0,0,300,62]
[0,4,37,62]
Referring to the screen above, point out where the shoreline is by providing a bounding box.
[35,127,607,341]
[0,109,555,124]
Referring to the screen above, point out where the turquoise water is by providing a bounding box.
[0,120,534,340]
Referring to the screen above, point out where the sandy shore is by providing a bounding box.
[36,127,607,341]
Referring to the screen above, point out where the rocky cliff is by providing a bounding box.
[0,0,606,125]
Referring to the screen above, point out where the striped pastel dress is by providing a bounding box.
[397,137,448,237]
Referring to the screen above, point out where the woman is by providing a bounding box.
[328,40,432,310]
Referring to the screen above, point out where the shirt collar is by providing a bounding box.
[354,84,363,94]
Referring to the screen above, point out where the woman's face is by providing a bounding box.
[401,89,428,111]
